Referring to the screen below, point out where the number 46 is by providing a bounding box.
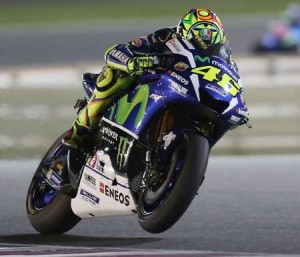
[191,65,241,97]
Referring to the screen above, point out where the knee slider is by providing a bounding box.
[96,67,117,92]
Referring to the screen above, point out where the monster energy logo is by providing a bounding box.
[117,136,131,169]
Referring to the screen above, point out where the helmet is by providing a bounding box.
[177,8,225,54]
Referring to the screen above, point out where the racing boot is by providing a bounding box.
[61,119,94,184]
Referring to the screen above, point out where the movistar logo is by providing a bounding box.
[195,55,211,63]
[109,84,149,128]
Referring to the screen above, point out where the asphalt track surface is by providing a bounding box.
[0,155,300,256]
[0,17,267,68]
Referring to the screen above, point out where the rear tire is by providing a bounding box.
[26,132,81,234]
[138,132,210,233]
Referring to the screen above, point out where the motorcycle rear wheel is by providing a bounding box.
[26,132,81,234]
[138,132,210,233]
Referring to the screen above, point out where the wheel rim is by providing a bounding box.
[139,142,187,216]
[26,132,69,215]
[31,174,58,211]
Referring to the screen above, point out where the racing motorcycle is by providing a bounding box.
[26,37,250,234]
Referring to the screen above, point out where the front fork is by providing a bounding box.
[139,109,215,191]
[140,111,178,191]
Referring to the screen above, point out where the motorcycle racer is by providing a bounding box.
[59,8,239,177]
[63,8,236,150]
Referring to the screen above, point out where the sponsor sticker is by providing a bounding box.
[169,71,189,86]
[80,189,99,205]
[162,131,176,150]
[211,59,238,82]
[174,62,189,71]
[88,154,105,173]
[99,182,130,206]
[132,39,142,47]
[46,169,62,186]
[229,115,241,124]
[195,55,211,63]
[102,126,118,142]
[205,84,227,97]
[83,173,96,189]
[170,80,188,95]
[167,38,183,52]
[117,136,131,169]
[89,154,98,168]
[149,94,164,102]
[110,49,130,64]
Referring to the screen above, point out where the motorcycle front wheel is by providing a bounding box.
[26,132,81,234]
[138,132,210,233]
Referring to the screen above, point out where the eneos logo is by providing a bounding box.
[99,182,130,206]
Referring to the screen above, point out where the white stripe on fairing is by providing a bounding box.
[166,38,200,101]
[102,117,139,139]
[222,97,238,114]
[190,73,200,100]
[166,39,196,67]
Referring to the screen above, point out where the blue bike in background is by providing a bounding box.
[253,4,300,53]
[26,37,250,234]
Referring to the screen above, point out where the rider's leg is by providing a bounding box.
[63,67,134,150]
[44,67,134,192]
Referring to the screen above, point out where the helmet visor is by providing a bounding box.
[187,22,222,49]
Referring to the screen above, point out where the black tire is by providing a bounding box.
[26,132,81,234]
[138,132,210,233]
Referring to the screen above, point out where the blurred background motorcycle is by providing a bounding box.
[253,3,300,53]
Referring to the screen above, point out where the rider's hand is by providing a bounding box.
[127,56,154,75]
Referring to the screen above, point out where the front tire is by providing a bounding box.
[26,132,81,234]
[138,132,210,233]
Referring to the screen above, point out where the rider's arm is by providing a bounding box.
[105,43,155,75]
[104,44,134,73]
[104,28,175,74]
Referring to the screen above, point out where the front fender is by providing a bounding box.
[155,128,208,172]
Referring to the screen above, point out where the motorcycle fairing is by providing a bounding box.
[71,165,137,218]
[71,118,139,218]
[102,37,248,140]
[71,147,137,218]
